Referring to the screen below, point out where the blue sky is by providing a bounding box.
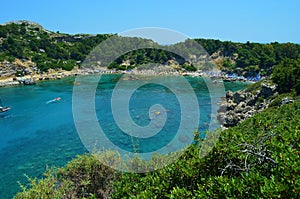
[1,0,299,43]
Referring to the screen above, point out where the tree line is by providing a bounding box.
[1,22,300,94]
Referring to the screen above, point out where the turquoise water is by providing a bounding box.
[0,75,247,198]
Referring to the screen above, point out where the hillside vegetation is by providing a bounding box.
[1,21,300,77]
[0,21,111,72]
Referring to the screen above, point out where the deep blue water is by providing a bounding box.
[0,75,247,198]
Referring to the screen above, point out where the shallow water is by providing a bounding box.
[0,75,247,198]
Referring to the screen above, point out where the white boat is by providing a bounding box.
[0,99,11,113]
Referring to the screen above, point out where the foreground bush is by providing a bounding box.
[14,153,119,199]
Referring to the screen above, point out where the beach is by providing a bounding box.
[0,66,256,87]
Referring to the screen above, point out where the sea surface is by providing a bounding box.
[0,74,247,198]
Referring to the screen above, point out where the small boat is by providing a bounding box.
[46,97,61,104]
[0,106,11,113]
[0,99,11,113]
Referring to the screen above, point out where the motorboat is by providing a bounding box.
[0,99,11,113]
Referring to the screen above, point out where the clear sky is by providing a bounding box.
[1,0,299,43]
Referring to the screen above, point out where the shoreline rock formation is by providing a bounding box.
[218,83,278,127]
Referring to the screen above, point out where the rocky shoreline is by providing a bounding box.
[0,66,255,87]
[0,70,77,87]
[217,82,294,127]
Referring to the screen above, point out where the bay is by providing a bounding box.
[0,74,247,198]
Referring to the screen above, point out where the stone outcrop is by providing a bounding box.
[218,83,278,127]
[0,59,38,77]
[279,97,294,106]
[260,83,276,98]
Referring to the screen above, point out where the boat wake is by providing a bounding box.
[46,97,61,104]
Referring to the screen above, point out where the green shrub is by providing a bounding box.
[14,153,120,199]
[272,58,300,95]
[269,92,296,107]
[246,81,261,93]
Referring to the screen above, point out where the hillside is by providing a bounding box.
[1,21,300,80]
[0,21,111,76]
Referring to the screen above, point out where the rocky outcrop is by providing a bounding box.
[0,59,38,77]
[260,83,276,98]
[279,97,294,106]
[218,83,278,127]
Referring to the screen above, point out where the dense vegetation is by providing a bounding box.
[1,21,300,75]
[14,100,300,198]
[196,39,300,76]
[0,22,111,71]
[0,22,197,72]
[271,58,300,95]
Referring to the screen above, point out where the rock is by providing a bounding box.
[235,102,246,113]
[226,90,234,99]
[279,97,294,106]
[246,96,256,106]
[218,103,227,113]
[260,83,276,98]
[233,91,245,104]
[237,113,246,120]
[224,112,239,127]
[227,100,237,110]
[23,78,36,85]
[255,102,265,110]
[24,69,32,75]
[218,82,278,127]
[217,112,225,124]
[244,105,252,113]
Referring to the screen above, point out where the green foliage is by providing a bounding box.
[245,79,275,94]
[268,92,296,107]
[182,63,197,71]
[222,58,236,70]
[56,153,119,198]
[14,153,119,199]
[14,171,73,199]
[272,58,300,95]
[196,39,300,76]
[245,81,261,93]
[3,22,300,76]
[0,22,111,71]
[108,61,121,70]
